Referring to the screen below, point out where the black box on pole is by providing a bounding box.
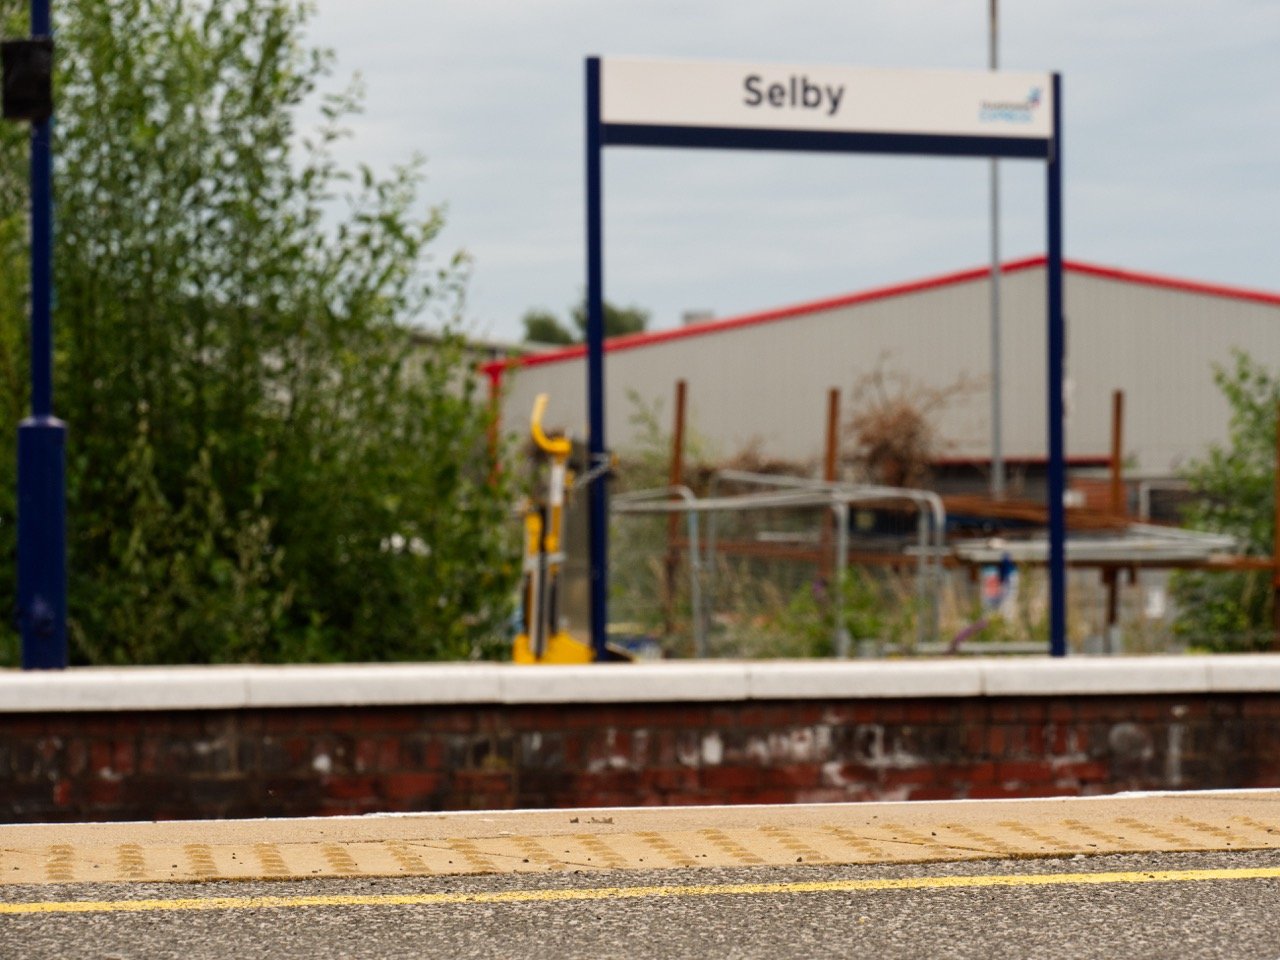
[2,37,53,123]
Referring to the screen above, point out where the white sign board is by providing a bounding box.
[601,58,1053,141]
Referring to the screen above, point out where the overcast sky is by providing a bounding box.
[303,1,1278,342]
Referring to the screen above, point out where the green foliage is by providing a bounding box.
[521,300,650,345]
[775,571,889,657]
[0,0,518,665]
[571,300,649,340]
[1172,351,1280,651]
[521,310,575,346]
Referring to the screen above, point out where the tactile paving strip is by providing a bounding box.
[1,791,1278,885]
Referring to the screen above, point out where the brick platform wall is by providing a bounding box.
[3,691,1279,823]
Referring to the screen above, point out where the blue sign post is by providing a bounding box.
[584,57,1067,659]
[16,0,68,669]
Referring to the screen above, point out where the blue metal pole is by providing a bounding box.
[18,0,68,669]
[585,57,608,660]
[1046,73,1066,658]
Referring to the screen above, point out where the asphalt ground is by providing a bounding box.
[3,849,1280,959]
[4,792,1280,958]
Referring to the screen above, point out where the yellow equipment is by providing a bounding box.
[514,394,595,664]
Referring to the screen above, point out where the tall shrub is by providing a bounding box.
[0,0,518,664]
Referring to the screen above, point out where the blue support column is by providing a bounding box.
[17,0,67,669]
[1046,73,1066,658]
[585,57,608,660]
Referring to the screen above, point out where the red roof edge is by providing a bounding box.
[482,255,1280,379]
[1063,260,1280,307]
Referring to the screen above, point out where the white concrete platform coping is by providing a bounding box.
[1,655,1279,713]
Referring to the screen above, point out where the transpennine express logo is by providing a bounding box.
[979,87,1042,124]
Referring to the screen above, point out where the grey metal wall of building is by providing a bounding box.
[499,265,1280,476]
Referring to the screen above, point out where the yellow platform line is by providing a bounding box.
[5,866,1280,917]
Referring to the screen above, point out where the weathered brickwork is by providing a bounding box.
[2,694,1278,822]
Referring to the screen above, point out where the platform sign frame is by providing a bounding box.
[584,56,1066,658]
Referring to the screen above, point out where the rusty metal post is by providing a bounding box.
[1110,389,1125,517]
[820,389,840,585]
[663,380,688,635]
[824,389,840,484]
[1104,390,1125,653]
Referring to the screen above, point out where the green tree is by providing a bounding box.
[0,0,518,665]
[1172,351,1280,651]
[521,300,650,344]
[521,309,575,345]
[572,301,649,340]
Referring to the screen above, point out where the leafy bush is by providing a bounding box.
[0,0,518,664]
[1172,352,1280,652]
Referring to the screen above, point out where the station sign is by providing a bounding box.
[601,58,1054,142]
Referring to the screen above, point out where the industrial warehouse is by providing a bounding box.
[490,256,1280,656]
[494,255,1280,495]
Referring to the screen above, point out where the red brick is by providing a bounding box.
[995,760,1054,783]
[75,716,139,742]
[378,773,442,801]
[965,726,986,756]
[735,706,791,728]
[86,778,123,807]
[64,740,89,777]
[881,766,942,787]
[89,741,114,773]
[328,776,379,801]
[400,737,445,772]
[0,716,55,737]
[699,766,762,792]
[137,739,162,776]
[352,709,422,733]
[989,701,1025,723]
[901,702,942,724]
[760,765,822,790]
[1243,699,1280,719]
[1000,726,1030,759]
[1025,725,1046,756]
[964,761,999,784]
[112,741,137,776]
[1048,701,1076,722]
[450,769,512,792]
[354,738,401,774]
[1046,723,1073,755]
[869,703,908,723]
[574,771,641,795]
[52,779,72,807]
[821,703,880,725]
[643,768,700,792]
[986,727,1009,757]
[1049,760,1110,783]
